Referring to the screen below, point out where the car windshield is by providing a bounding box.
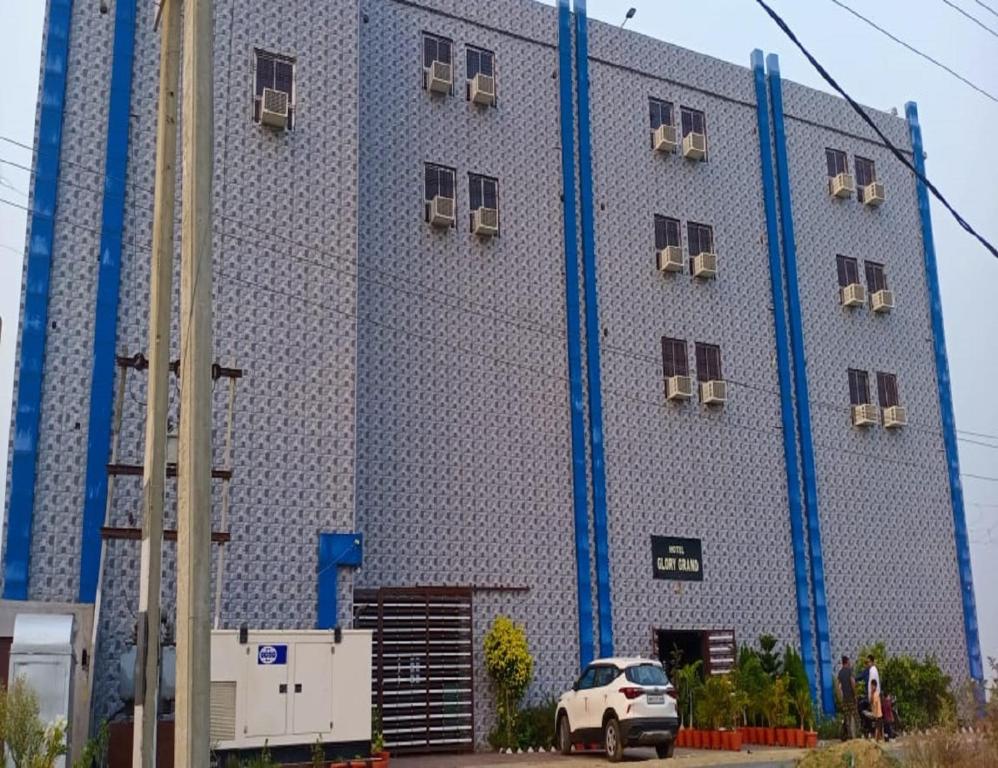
[625,664,669,686]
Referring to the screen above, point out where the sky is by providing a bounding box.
[0,0,996,671]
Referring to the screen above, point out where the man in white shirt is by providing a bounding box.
[865,654,880,695]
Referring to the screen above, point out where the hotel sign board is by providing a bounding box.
[651,536,703,581]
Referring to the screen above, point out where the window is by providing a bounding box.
[877,372,900,408]
[855,156,876,201]
[254,50,295,129]
[695,342,722,382]
[422,32,453,92]
[680,106,705,137]
[826,148,848,178]
[468,173,498,232]
[865,261,888,294]
[466,46,494,78]
[649,98,674,130]
[654,216,681,250]
[687,221,714,269]
[848,368,871,406]
[576,666,597,690]
[625,664,669,686]
[425,163,455,223]
[836,255,860,288]
[593,666,619,688]
[661,337,689,379]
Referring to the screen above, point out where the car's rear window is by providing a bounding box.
[625,664,669,686]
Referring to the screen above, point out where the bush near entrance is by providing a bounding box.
[483,615,535,750]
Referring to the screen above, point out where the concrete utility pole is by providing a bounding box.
[176,0,214,760]
[133,0,180,764]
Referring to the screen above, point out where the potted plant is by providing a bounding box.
[696,674,736,750]
[371,706,389,764]
[784,645,815,750]
[760,675,789,746]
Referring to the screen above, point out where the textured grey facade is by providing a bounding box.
[4,0,975,749]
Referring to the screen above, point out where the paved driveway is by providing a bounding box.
[391,746,806,768]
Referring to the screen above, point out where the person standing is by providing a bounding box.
[868,679,884,741]
[838,655,858,740]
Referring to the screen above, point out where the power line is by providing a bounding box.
[940,0,998,39]
[755,0,998,261]
[824,0,998,104]
[973,0,998,19]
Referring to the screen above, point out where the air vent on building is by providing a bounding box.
[863,182,886,207]
[657,246,683,272]
[692,251,717,279]
[260,88,289,130]
[700,379,726,405]
[426,60,452,93]
[472,207,499,236]
[470,73,495,105]
[210,681,237,743]
[429,195,455,227]
[851,404,879,427]
[830,172,854,198]
[871,289,894,313]
[883,405,907,429]
[665,375,693,401]
[653,124,677,153]
[682,132,707,160]
[840,283,866,307]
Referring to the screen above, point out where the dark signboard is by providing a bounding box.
[651,536,703,581]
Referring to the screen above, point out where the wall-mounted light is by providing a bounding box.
[621,7,637,27]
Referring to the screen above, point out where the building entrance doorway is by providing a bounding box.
[655,628,737,679]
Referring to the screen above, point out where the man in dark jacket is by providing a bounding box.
[838,655,858,740]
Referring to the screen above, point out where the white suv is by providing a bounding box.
[555,657,679,762]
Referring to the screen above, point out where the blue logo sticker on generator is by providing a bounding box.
[257,644,288,665]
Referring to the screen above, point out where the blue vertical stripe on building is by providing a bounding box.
[572,0,613,659]
[557,0,596,669]
[765,53,835,714]
[78,0,139,604]
[2,0,76,600]
[316,533,363,630]
[751,49,819,704]
[904,102,983,683]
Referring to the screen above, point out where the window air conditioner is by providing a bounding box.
[700,379,726,405]
[472,207,499,236]
[426,60,452,93]
[871,289,894,313]
[665,375,693,401]
[470,73,495,105]
[840,283,866,307]
[260,88,289,130]
[830,172,854,198]
[682,132,707,160]
[851,404,879,427]
[657,246,683,272]
[693,251,717,279]
[653,124,677,153]
[863,182,886,207]
[429,195,455,227]
[883,405,907,429]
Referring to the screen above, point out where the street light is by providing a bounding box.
[621,7,636,27]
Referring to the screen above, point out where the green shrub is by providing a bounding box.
[483,616,534,750]
[815,714,840,741]
[696,674,737,730]
[856,642,955,732]
[758,634,782,679]
[515,699,557,749]
[784,646,814,730]
[1,678,67,768]
[73,721,109,768]
[674,660,703,728]
[734,649,768,727]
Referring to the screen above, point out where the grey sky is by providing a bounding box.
[1,0,995,670]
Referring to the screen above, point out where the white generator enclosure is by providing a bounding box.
[8,614,75,768]
[210,629,372,751]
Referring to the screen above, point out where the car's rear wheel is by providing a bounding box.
[604,717,624,763]
[656,741,675,759]
[557,713,572,756]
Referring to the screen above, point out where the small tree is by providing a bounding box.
[1,678,67,768]
[483,616,534,749]
[783,646,814,730]
[758,634,782,679]
[760,675,790,729]
[734,649,768,726]
[674,661,703,729]
[696,675,736,730]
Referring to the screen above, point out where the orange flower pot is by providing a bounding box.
[766,727,776,745]
[691,729,702,749]
[710,730,722,750]
[676,728,685,748]
[806,731,818,748]
[796,729,806,747]
[730,731,742,751]
[720,731,731,750]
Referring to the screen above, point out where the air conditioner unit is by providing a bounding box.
[472,206,499,236]
[260,88,289,130]
[429,195,455,227]
[653,123,677,153]
[470,73,495,105]
[840,282,866,307]
[657,245,683,272]
[425,60,452,93]
[851,403,879,427]
[665,375,693,401]
[693,251,717,279]
[700,379,726,405]
[883,405,907,429]
[682,132,707,160]
[871,289,894,313]
[830,172,854,198]
[863,182,886,207]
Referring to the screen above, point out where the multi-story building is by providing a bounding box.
[3,0,981,755]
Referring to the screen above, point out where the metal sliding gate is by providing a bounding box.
[353,588,474,753]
